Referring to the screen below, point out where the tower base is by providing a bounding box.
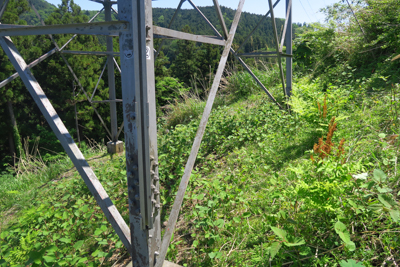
[107,140,124,154]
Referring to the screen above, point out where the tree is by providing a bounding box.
[170,25,200,87]
[30,0,108,152]
[0,0,31,162]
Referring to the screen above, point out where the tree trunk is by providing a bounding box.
[7,100,22,158]
[8,130,16,158]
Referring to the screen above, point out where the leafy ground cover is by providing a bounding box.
[157,75,400,266]
[0,70,399,266]
[0,145,132,266]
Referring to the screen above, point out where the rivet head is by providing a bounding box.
[154,175,159,181]
[132,165,138,171]
[135,194,139,200]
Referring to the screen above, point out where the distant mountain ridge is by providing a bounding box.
[152,6,301,52]
[19,0,302,53]
[19,0,56,24]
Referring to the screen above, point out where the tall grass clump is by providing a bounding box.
[0,152,131,267]
[0,138,107,216]
[227,63,284,102]
[164,94,206,129]
[0,138,69,213]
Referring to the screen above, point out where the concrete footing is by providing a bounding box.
[125,260,182,267]
[107,140,124,154]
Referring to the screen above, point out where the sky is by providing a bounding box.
[45,0,340,24]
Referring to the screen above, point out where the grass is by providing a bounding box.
[0,139,106,216]
[0,147,131,266]
[1,68,399,266]
[157,75,400,266]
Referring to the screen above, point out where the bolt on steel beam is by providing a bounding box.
[118,0,154,264]
[144,0,161,264]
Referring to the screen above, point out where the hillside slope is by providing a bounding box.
[1,71,399,266]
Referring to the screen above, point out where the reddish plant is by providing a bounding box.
[311,117,345,163]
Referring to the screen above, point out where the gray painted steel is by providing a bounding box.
[0,10,103,89]
[238,51,277,56]
[268,0,287,102]
[0,0,10,20]
[187,0,221,37]
[232,51,283,109]
[0,35,132,252]
[92,99,123,103]
[59,9,104,50]
[188,0,286,110]
[280,0,292,52]
[236,0,281,52]
[286,0,292,97]
[153,26,225,46]
[145,0,161,265]
[61,50,120,56]
[212,0,228,39]
[113,57,122,73]
[0,47,57,89]
[91,59,109,102]
[32,5,115,139]
[155,1,245,266]
[154,0,185,60]
[0,21,128,37]
[0,0,295,265]
[118,0,151,264]
[105,1,119,142]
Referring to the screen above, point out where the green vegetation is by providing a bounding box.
[0,0,305,169]
[0,144,130,267]
[157,77,399,266]
[1,0,400,266]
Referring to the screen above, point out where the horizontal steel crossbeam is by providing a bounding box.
[61,50,120,56]
[153,26,225,46]
[0,21,128,37]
